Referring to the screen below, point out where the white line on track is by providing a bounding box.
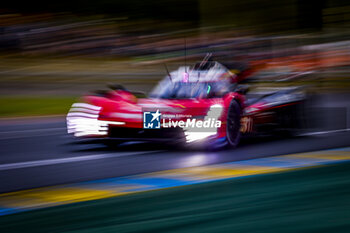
[0,127,66,135]
[0,127,66,140]
[299,128,350,136]
[0,151,160,171]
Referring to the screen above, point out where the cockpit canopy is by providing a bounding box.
[150,62,234,99]
[167,61,231,82]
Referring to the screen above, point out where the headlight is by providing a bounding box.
[67,102,125,137]
[205,104,223,120]
[184,104,223,143]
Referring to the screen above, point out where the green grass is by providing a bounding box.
[0,97,77,117]
[1,162,350,233]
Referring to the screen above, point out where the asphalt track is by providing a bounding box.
[0,93,349,194]
[0,120,349,194]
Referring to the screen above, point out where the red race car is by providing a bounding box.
[67,58,306,149]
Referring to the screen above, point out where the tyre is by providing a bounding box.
[225,100,241,148]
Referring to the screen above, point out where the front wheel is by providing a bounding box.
[225,100,241,148]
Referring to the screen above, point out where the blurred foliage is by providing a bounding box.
[0,0,350,57]
[0,97,76,117]
[1,0,350,104]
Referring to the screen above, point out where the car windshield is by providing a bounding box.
[150,82,231,99]
[150,62,232,99]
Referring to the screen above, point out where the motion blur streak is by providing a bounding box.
[67,102,125,136]
[1,0,350,232]
[0,147,349,216]
[0,151,156,171]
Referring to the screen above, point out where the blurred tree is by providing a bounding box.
[1,0,350,32]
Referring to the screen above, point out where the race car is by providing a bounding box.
[67,56,306,149]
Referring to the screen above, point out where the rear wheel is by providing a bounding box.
[226,100,241,148]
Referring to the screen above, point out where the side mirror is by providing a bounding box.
[107,83,127,91]
[131,91,147,98]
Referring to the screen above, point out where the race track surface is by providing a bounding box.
[0,119,350,194]
[1,161,350,232]
[0,92,349,194]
